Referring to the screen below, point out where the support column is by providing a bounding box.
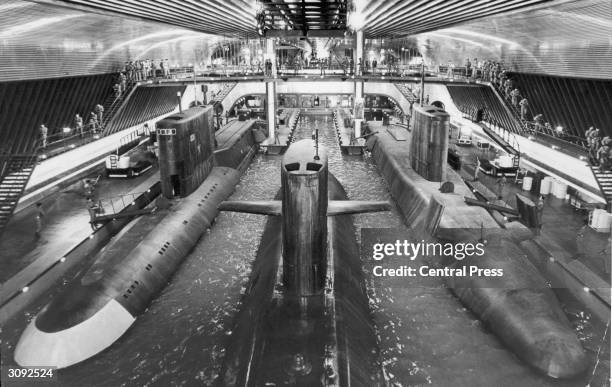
[354,30,363,76]
[266,38,277,77]
[266,82,276,141]
[353,30,364,139]
[266,38,277,140]
[354,82,363,139]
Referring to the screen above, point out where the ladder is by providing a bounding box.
[0,154,38,235]
[589,164,612,212]
[109,154,119,169]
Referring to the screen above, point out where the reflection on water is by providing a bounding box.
[0,112,608,386]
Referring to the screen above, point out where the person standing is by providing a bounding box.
[89,112,99,133]
[87,199,99,231]
[496,175,507,200]
[39,124,48,148]
[533,114,543,133]
[474,157,481,181]
[83,179,94,200]
[274,125,280,145]
[597,144,610,171]
[139,60,145,81]
[504,78,513,97]
[126,61,134,82]
[511,88,520,107]
[113,83,121,101]
[74,114,84,137]
[94,104,104,126]
[535,195,545,235]
[120,72,127,93]
[585,126,595,140]
[35,202,45,237]
[153,59,161,78]
[446,60,454,79]
[519,98,529,120]
[164,59,170,78]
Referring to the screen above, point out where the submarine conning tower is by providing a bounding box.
[280,139,328,297]
[156,105,216,198]
[410,105,450,182]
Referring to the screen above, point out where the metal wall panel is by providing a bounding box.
[0,73,116,154]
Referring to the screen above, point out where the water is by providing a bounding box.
[1,113,608,386]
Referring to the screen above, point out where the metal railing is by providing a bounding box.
[96,190,154,217]
[117,124,151,150]
[489,81,588,150]
[159,63,460,79]
[460,106,521,155]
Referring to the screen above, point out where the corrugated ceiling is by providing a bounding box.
[0,0,223,80]
[415,0,612,79]
[0,0,610,80]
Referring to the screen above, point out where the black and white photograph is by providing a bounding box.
[0,0,610,386]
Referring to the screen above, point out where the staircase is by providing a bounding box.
[209,82,237,105]
[488,82,587,150]
[589,164,612,212]
[100,81,138,136]
[103,85,184,137]
[394,83,418,103]
[0,154,38,233]
[458,105,522,170]
[480,122,520,158]
[482,122,521,169]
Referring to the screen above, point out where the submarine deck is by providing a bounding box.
[0,169,159,323]
[215,119,258,150]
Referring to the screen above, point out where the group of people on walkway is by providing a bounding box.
[585,126,612,171]
[124,59,171,82]
[39,103,104,149]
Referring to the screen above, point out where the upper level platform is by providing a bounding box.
[151,67,481,86]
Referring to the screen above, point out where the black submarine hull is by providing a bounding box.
[435,229,588,379]
[219,173,383,386]
[14,167,240,368]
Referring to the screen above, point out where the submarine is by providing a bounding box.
[14,106,247,369]
[366,104,588,379]
[435,229,588,379]
[217,139,390,386]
